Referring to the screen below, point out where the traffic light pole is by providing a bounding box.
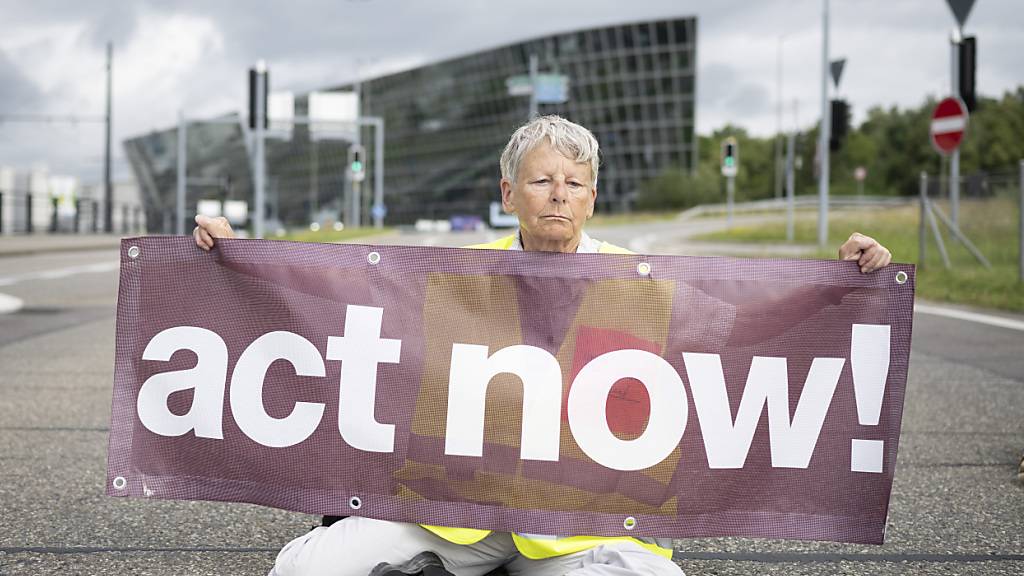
[726,175,735,229]
[350,179,362,229]
[253,62,267,238]
[817,0,831,249]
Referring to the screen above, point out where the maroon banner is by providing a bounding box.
[107,236,915,544]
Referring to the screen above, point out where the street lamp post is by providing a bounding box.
[774,33,792,200]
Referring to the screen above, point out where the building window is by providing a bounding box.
[623,26,635,49]
[673,20,688,45]
[656,22,670,46]
[637,23,652,48]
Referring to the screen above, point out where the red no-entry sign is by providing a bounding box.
[930,97,969,155]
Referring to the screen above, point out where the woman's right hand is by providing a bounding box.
[193,215,236,251]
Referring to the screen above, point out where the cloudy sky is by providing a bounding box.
[0,0,1021,183]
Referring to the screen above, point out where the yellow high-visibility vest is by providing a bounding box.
[464,233,633,254]
[420,232,672,560]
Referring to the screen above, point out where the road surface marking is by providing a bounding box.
[915,303,1024,333]
[0,261,119,287]
[0,293,24,314]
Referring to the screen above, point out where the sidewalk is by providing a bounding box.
[0,233,127,257]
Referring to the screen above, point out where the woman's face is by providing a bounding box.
[500,143,596,253]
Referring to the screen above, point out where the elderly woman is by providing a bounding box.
[194,115,891,575]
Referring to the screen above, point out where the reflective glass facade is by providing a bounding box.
[126,16,697,231]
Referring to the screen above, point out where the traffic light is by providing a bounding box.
[959,36,977,112]
[720,137,738,176]
[348,144,366,182]
[248,67,269,130]
[830,99,849,151]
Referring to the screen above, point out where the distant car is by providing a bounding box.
[449,214,485,232]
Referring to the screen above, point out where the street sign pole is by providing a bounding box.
[950,29,961,229]
[944,0,976,229]
[818,0,831,249]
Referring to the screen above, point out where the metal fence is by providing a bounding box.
[0,190,145,236]
[917,161,1024,283]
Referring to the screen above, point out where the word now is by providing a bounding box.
[138,305,890,473]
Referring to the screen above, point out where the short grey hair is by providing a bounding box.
[500,115,600,185]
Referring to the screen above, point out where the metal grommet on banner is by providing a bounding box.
[895,271,908,284]
[367,252,381,265]
[623,516,637,530]
[112,476,127,490]
[349,496,363,510]
[127,246,141,259]
[636,262,651,277]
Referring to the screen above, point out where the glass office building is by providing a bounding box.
[125,16,697,231]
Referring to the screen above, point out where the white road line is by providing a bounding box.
[0,261,120,287]
[0,293,23,314]
[915,303,1024,333]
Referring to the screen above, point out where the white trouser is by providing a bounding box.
[270,517,685,576]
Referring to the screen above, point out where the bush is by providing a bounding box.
[636,165,722,211]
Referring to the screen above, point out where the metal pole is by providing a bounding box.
[352,180,362,228]
[817,0,831,249]
[950,29,961,229]
[1019,159,1023,283]
[353,75,363,228]
[726,175,735,228]
[309,140,318,225]
[373,117,385,229]
[786,131,796,242]
[930,201,989,269]
[528,54,539,119]
[774,36,785,200]
[176,110,186,236]
[104,42,113,234]
[254,61,267,238]
[919,172,927,269]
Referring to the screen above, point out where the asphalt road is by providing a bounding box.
[1,224,1022,575]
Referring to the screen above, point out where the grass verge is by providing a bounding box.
[588,212,678,227]
[694,199,1024,312]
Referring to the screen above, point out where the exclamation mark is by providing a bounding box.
[850,324,890,473]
